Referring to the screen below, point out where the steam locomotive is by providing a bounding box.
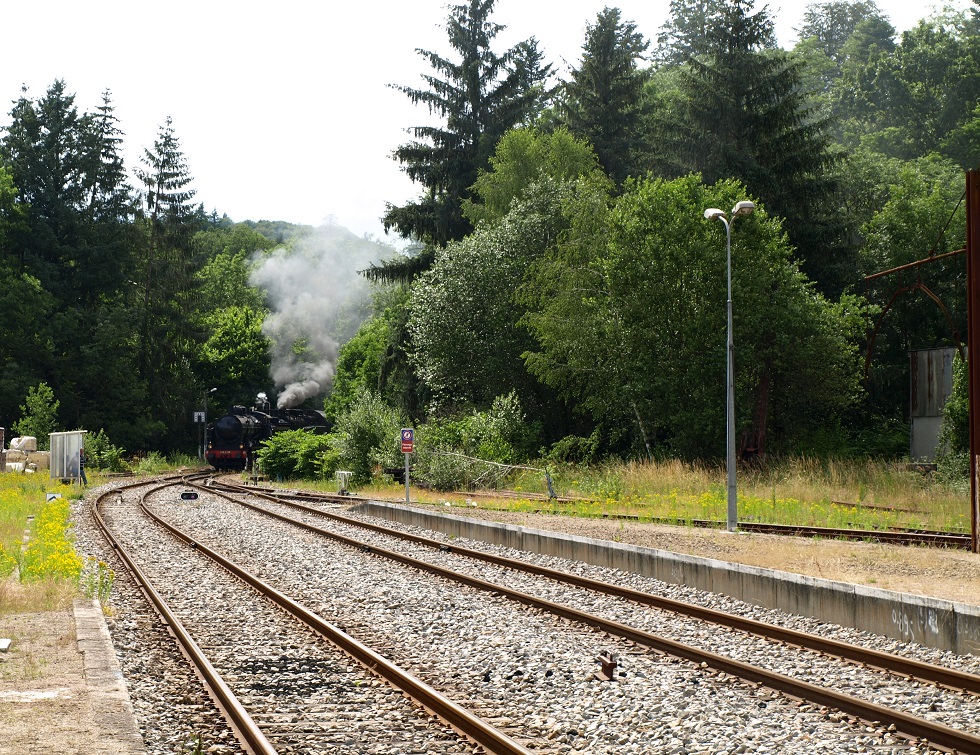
[205,393,330,471]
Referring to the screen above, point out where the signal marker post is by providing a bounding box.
[401,428,414,504]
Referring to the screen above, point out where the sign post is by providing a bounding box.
[400,428,414,503]
[194,411,206,460]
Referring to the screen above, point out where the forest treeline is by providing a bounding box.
[1,0,977,476]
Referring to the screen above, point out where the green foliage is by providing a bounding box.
[560,7,650,184]
[936,352,969,483]
[384,0,551,245]
[84,429,127,473]
[463,127,605,226]
[11,383,60,450]
[546,429,604,464]
[20,496,83,583]
[412,392,542,490]
[129,452,170,475]
[81,557,115,606]
[523,173,864,458]
[409,181,567,408]
[856,10,980,168]
[194,306,271,401]
[653,0,846,292]
[424,392,538,463]
[0,262,55,426]
[332,388,405,484]
[193,243,268,312]
[324,313,391,422]
[653,0,731,65]
[858,154,965,420]
[256,429,336,480]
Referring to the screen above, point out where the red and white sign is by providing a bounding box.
[401,428,414,453]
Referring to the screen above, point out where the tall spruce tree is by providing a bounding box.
[0,81,88,294]
[134,117,205,446]
[661,0,847,293]
[560,7,650,185]
[82,90,132,223]
[382,0,550,250]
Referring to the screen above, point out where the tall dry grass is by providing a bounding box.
[416,456,970,533]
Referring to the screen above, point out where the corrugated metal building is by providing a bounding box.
[909,347,958,461]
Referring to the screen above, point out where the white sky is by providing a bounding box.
[1,0,966,243]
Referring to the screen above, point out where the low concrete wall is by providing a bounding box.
[354,501,980,656]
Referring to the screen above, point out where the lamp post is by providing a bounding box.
[703,201,755,532]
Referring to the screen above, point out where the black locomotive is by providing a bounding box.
[206,394,329,471]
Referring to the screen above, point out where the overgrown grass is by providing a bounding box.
[491,457,969,533]
[0,473,91,614]
[129,451,198,475]
[304,456,969,534]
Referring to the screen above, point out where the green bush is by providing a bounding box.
[85,429,127,472]
[131,452,170,475]
[936,352,969,482]
[412,393,541,490]
[256,429,336,480]
[546,428,603,464]
[332,388,405,485]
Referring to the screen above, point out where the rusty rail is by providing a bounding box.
[206,482,980,752]
[92,481,278,755]
[138,483,531,755]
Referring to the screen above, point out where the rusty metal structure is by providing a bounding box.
[967,170,980,553]
[862,172,977,553]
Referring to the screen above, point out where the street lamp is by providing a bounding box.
[703,201,755,532]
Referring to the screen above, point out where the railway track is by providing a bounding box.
[185,478,980,752]
[91,478,532,755]
[230,481,972,549]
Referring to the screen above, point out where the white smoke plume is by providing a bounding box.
[249,224,387,409]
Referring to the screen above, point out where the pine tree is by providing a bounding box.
[382,0,550,249]
[81,90,132,223]
[560,7,649,185]
[662,0,847,292]
[133,117,204,442]
[0,81,87,288]
[136,116,197,236]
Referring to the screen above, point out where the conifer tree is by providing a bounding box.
[134,117,205,442]
[82,90,132,223]
[560,7,649,185]
[0,81,88,290]
[383,0,550,249]
[661,0,847,292]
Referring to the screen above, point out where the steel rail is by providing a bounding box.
[202,483,980,752]
[211,479,972,549]
[91,481,278,755]
[139,486,532,755]
[209,482,980,695]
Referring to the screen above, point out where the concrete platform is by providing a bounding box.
[354,501,980,656]
[73,599,145,754]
